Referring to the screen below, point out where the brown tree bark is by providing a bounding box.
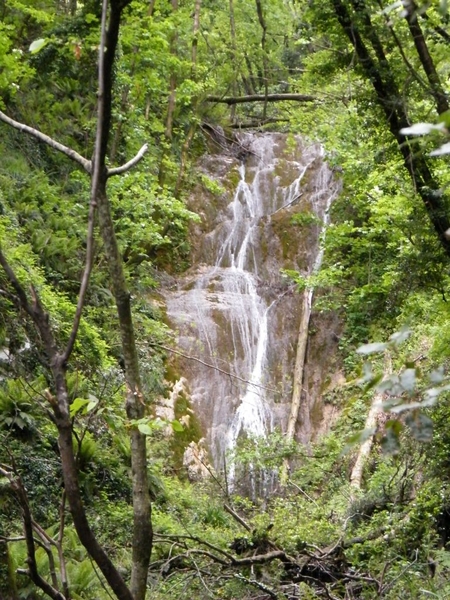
[97,3,152,598]
[402,0,449,115]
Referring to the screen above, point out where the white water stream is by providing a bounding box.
[163,134,339,482]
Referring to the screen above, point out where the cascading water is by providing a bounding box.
[162,133,340,484]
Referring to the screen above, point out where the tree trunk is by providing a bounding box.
[331,0,450,258]
[96,181,152,600]
[158,0,178,187]
[229,0,238,121]
[255,0,269,118]
[402,0,449,115]
[281,287,312,484]
[350,353,392,490]
[191,0,202,73]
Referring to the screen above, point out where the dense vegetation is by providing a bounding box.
[2,0,450,598]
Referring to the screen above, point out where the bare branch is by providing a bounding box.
[206,93,316,104]
[150,342,279,393]
[0,110,91,173]
[4,470,65,600]
[61,168,97,364]
[223,503,252,531]
[231,549,290,566]
[154,533,235,561]
[234,573,278,599]
[107,143,149,176]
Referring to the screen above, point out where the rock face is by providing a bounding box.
[161,133,342,477]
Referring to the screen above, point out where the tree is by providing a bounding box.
[0,2,151,598]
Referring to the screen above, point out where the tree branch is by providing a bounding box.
[0,110,91,173]
[0,467,65,600]
[107,144,149,176]
[206,93,316,104]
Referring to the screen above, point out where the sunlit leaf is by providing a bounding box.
[400,123,446,135]
[137,423,154,436]
[171,419,184,432]
[356,342,387,354]
[389,328,411,345]
[70,398,90,417]
[429,367,445,384]
[363,373,383,393]
[430,143,450,156]
[342,427,376,454]
[29,38,47,54]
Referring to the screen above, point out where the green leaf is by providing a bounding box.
[86,394,99,412]
[171,419,184,432]
[137,423,154,436]
[70,398,90,417]
[29,38,47,54]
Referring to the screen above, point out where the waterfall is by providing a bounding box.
[163,133,340,481]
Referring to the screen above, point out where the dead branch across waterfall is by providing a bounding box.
[148,341,279,394]
[206,93,317,105]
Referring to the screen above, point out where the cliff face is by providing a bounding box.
[161,133,342,473]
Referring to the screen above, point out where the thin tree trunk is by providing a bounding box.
[174,0,202,195]
[96,183,152,600]
[229,0,238,121]
[332,0,450,258]
[350,353,392,490]
[280,287,312,484]
[97,5,152,595]
[402,0,449,115]
[191,0,202,73]
[255,0,269,118]
[158,0,179,187]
